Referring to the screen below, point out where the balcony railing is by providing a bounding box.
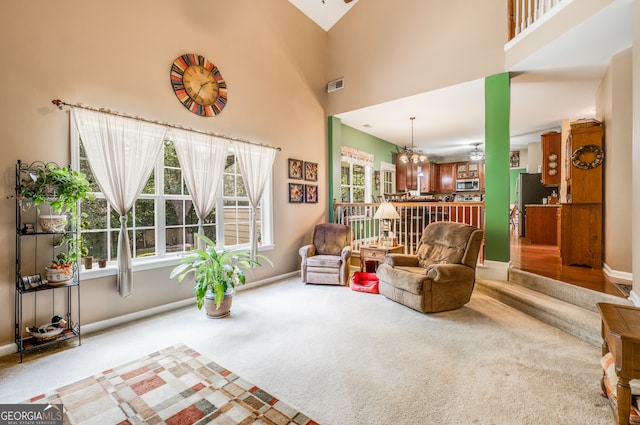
[334,202,485,257]
[508,0,564,40]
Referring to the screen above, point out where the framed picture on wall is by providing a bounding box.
[304,161,318,181]
[510,151,520,168]
[288,158,303,179]
[305,184,318,203]
[289,183,304,203]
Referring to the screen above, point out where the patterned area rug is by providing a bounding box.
[613,282,631,298]
[26,344,319,425]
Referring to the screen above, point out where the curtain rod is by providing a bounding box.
[51,99,281,151]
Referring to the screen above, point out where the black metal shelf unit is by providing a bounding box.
[14,160,81,362]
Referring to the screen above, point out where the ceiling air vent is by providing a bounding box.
[327,78,344,93]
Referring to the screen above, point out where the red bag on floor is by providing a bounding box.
[350,272,379,294]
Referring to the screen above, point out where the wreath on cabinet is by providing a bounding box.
[571,144,604,170]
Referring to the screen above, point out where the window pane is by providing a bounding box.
[201,225,216,244]
[164,141,180,167]
[353,187,365,203]
[83,231,108,260]
[166,228,183,253]
[135,199,155,227]
[166,200,184,226]
[136,229,156,257]
[83,198,108,229]
[341,162,350,185]
[185,200,199,225]
[341,187,350,203]
[142,170,155,195]
[353,164,365,186]
[164,168,182,195]
[185,226,197,251]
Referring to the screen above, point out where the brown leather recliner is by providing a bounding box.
[299,223,352,285]
[376,221,483,313]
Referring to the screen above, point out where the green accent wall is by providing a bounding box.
[484,73,511,263]
[328,116,398,222]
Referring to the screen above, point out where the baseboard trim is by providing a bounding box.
[0,271,300,358]
[476,260,509,281]
[603,263,632,284]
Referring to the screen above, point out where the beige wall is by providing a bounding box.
[634,2,640,298]
[326,0,507,115]
[0,0,329,346]
[598,48,632,275]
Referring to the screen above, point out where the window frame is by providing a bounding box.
[71,124,274,279]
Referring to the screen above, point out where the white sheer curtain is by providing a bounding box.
[171,129,230,247]
[72,108,167,297]
[234,142,277,260]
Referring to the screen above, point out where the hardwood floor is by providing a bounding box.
[509,231,626,298]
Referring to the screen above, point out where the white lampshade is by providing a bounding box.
[374,202,400,220]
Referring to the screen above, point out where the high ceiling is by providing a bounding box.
[289,0,633,159]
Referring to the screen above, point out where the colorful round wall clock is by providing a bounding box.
[170,53,228,117]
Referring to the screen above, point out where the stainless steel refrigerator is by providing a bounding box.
[516,173,555,237]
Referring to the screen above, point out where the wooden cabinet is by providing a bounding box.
[525,205,558,245]
[559,203,602,268]
[419,162,438,193]
[567,123,603,203]
[541,131,561,186]
[479,161,486,190]
[395,157,418,192]
[456,162,480,179]
[438,163,456,193]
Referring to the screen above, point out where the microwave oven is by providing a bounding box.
[456,178,479,191]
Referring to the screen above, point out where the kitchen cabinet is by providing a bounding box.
[456,162,480,179]
[395,157,418,192]
[525,205,558,245]
[541,131,561,186]
[479,161,486,190]
[419,162,438,193]
[438,163,456,193]
[567,122,603,204]
[559,203,602,268]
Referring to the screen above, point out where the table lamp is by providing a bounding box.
[373,202,400,245]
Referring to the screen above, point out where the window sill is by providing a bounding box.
[79,243,275,281]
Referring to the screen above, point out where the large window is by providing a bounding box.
[74,135,272,265]
[340,161,367,203]
[340,146,373,203]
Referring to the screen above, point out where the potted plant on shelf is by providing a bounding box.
[19,163,94,216]
[19,163,94,271]
[170,234,271,318]
[45,253,74,286]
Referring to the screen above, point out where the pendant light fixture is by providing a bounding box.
[469,143,484,161]
[398,117,427,164]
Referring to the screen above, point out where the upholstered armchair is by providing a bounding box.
[299,223,352,285]
[376,221,483,313]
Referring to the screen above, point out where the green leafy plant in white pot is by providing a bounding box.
[170,234,271,318]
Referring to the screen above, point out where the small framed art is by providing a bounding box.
[305,184,318,203]
[510,151,520,168]
[304,161,318,181]
[288,158,303,179]
[289,183,304,203]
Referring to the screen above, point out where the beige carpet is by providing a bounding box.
[0,276,612,424]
